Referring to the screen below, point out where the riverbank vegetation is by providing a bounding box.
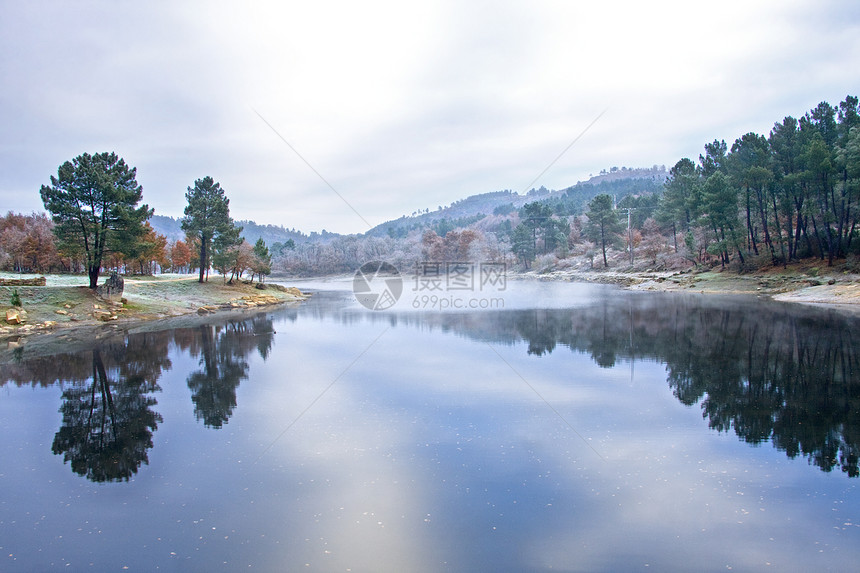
[2,96,859,283]
[269,95,860,276]
[2,162,271,286]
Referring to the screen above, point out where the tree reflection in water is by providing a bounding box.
[2,296,857,480]
[416,295,860,477]
[349,292,859,477]
[185,315,275,428]
[1,313,276,482]
[51,331,171,482]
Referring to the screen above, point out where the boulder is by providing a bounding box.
[92,310,116,321]
[97,272,124,298]
[6,309,21,325]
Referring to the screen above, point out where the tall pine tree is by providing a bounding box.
[40,152,152,288]
[585,194,624,268]
[181,177,241,283]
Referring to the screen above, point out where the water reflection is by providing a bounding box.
[186,315,275,428]
[2,293,858,481]
[319,291,860,477]
[52,347,164,482]
[1,313,275,482]
[35,330,174,482]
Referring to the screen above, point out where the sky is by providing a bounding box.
[2,1,859,235]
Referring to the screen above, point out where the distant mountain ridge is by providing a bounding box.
[148,215,325,247]
[150,166,667,244]
[366,165,667,238]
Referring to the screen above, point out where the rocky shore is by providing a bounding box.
[514,263,860,312]
[0,275,309,343]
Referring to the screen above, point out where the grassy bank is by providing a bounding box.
[1,273,309,340]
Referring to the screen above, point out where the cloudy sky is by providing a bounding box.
[2,1,859,235]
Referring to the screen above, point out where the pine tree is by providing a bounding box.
[181,177,242,283]
[584,194,623,267]
[252,238,272,282]
[40,152,152,288]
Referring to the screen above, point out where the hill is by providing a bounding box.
[367,166,667,238]
[149,166,668,244]
[148,215,325,247]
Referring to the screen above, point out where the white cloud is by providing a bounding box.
[2,0,859,234]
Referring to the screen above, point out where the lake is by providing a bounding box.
[1,279,859,572]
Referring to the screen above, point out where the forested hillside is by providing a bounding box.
[3,97,857,279]
[273,96,860,276]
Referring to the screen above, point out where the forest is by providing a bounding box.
[2,96,858,278]
[272,95,860,275]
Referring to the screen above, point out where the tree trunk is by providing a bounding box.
[600,225,608,267]
[671,222,678,253]
[810,213,825,260]
[770,192,787,267]
[198,239,207,283]
[88,265,100,289]
[746,188,759,256]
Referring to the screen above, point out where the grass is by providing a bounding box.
[1,272,307,334]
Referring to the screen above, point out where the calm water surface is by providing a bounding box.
[1,280,859,572]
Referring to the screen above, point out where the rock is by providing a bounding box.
[240,294,280,306]
[0,276,46,286]
[93,310,115,321]
[55,309,68,315]
[5,309,21,325]
[96,272,124,299]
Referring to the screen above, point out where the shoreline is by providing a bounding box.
[0,275,310,353]
[3,263,859,357]
[510,264,860,312]
[277,261,860,310]
[275,263,860,316]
